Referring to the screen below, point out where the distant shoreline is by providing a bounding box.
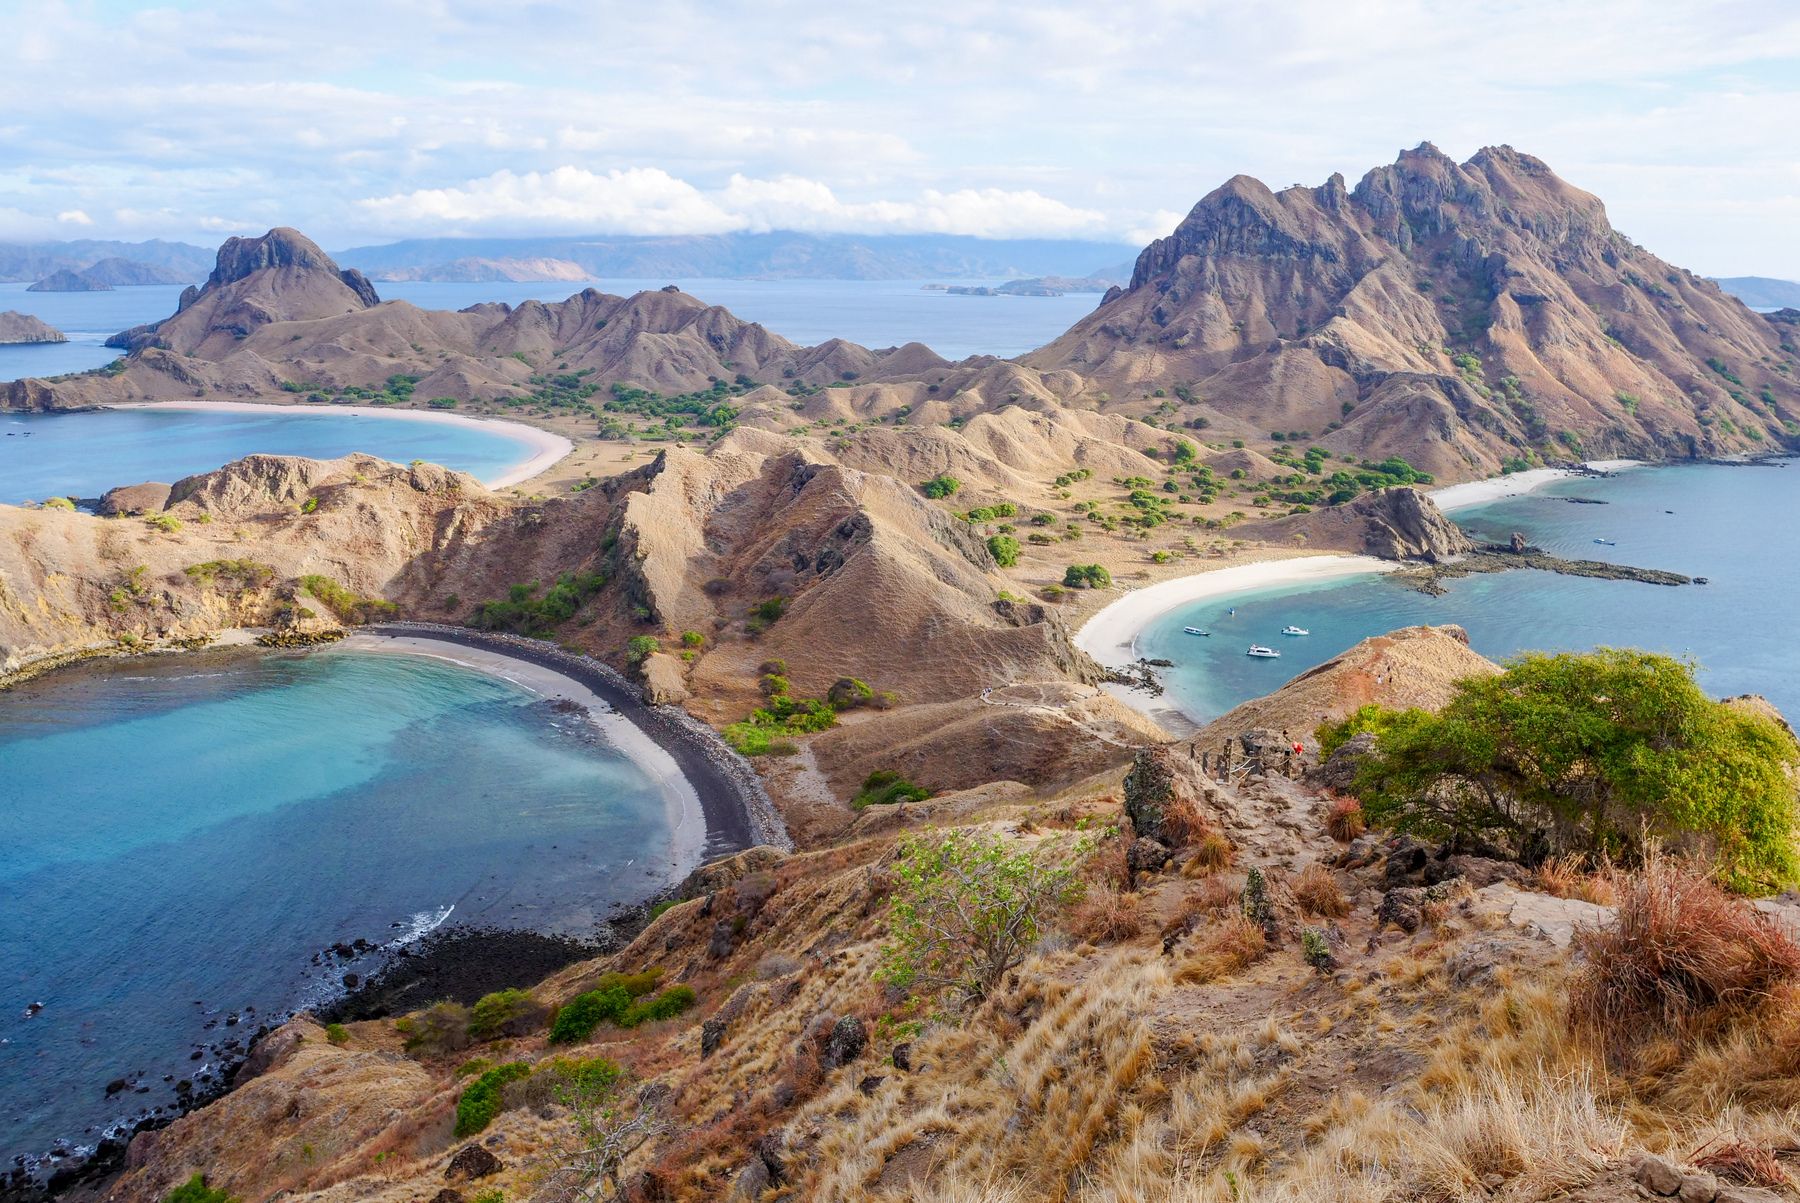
[105,399,573,488]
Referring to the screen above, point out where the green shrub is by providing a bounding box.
[395,1000,472,1055]
[145,513,183,533]
[473,572,607,636]
[619,984,697,1027]
[184,560,276,590]
[853,770,932,809]
[1326,649,1800,891]
[680,630,705,647]
[625,635,660,664]
[920,474,961,499]
[163,1174,235,1203]
[323,1022,350,1045]
[41,495,75,510]
[299,574,397,623]
[1061,563,1112,589]
[454,1061,530,1137]
[468,988,547,1040]
[877,831,1086,1003]
[826,677,875,709]
[987,534,1021,567]
[548,986,630,1044]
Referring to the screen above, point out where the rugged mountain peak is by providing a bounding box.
[208,227,380,307]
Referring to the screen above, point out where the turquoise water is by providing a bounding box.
[0,649,673,1165]
[0,407,541,503]
[1142,463,1800,722]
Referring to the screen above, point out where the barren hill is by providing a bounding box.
[1028,144,1800,479]
[0,311,66,344]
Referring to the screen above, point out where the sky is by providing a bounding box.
[1,0,1797,275]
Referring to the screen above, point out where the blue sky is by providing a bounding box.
[2,0,1798,275]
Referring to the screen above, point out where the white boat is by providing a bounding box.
[1246,645,1281,658]
[1183,626,1211,636]
[1282,625,1310,636]
[1593,538,1615,546]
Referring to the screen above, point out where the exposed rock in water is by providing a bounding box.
[1393,543,1691,595]
[0,311,68,344]
[27,268,111,293]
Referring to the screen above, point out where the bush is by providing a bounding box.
[680,630,705,647]
[548,986,630,1044]
[323,1022,350,1045]
[920,474,961,499]
[1572,852,1800,1059]
[1176,915,1268,983]
[548,970,665,1044]
[468,988,548,1040]
[41,495,75,510]
[163,1175,235,1203]
[455,1061,531,1137]
[986,534,1021,567]
[395,1000,472,1055]
[1325,796,1366,842]
[852,769,932,809]
[300,574,397,624]
[1069,888,1144,944]
[877,830,1086,1003]
[474,572,608,636]
[145,513,183,533]
[1326,650,1800,891]
[1293,863,1349,918]
[625,635,660,664]
[506,1055,623,1112]
[826,677,875,709]
[619,984,697,1027]
[1061,563,1112,589]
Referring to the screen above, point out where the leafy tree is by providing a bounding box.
[877,831,1086,1003]
[468,988,546,1040]
[987,534,1021,567]
[625,635,660,664]
[1322,649,1800,891]
[920,474,961,499]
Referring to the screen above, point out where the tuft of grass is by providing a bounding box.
[1293,863,1350,918]
[1325,795,1366,841]
[1176,915,1267,984]
[1572,851,1800,1059]
[1069,888,1145,944]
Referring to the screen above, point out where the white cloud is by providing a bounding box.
[356,167,1114,239]
[55,208,92,225]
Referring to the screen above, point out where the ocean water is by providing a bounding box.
[0,648,675,1166]
[0,277,1093,385]
[0,407,542,504]
[1141,462,1800,723]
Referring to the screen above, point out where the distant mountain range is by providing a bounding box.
[333,232,1138,282]
[1714,276,1800,309]
[0,239,213,284]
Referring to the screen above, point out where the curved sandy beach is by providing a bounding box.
[1075,554,1398,670]
[1430,458,1642,513]
[109,400,573,489]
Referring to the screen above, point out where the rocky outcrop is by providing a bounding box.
[1236,485,1472,562]
[0,311,67,344]
[98,481,173,516]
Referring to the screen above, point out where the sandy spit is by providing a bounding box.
[1430,458,1642,513]
[107,400,573,489]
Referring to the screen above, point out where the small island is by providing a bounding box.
[0,310,69,344]
[27,267,113,292]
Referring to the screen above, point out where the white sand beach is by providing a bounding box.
[109,400,573,489]
[333,632,709,886]
[1430,459,1642,513]
[1074,554,1397,670]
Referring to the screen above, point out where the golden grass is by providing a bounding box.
[1291,863,1349,919]
[1175,916,1267,985]
[1070,888,1146,944]
[1324,796,1365,842]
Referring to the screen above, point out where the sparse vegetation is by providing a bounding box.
[299,574,397,623]
[851,770,931,809]
[454,1061,530,1137]
[468,988,548,1040]
[920,474,961,499]
[1061,563,1112,589]
[473,572,607,636]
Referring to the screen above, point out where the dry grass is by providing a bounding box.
[1534,852,1619,906]
[1161,795,1216,849]
[1325,796,1365,842]
[1175,916,1268,984]
[1071,888,1146,944]
[1689,1137,1793,1189]
[1292,863,1349,919]
[1572,852,1800,1059]
[1181,833,1235,876]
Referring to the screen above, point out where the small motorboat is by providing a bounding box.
[1593,538,1616,546]
[1183,626,1211,636]
[1246,644,1281,658]
[1282,625,1310,636]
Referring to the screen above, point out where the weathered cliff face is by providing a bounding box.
[1028,143,1800,479]
[1236,485,1473,562]
[0,310,67,344]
